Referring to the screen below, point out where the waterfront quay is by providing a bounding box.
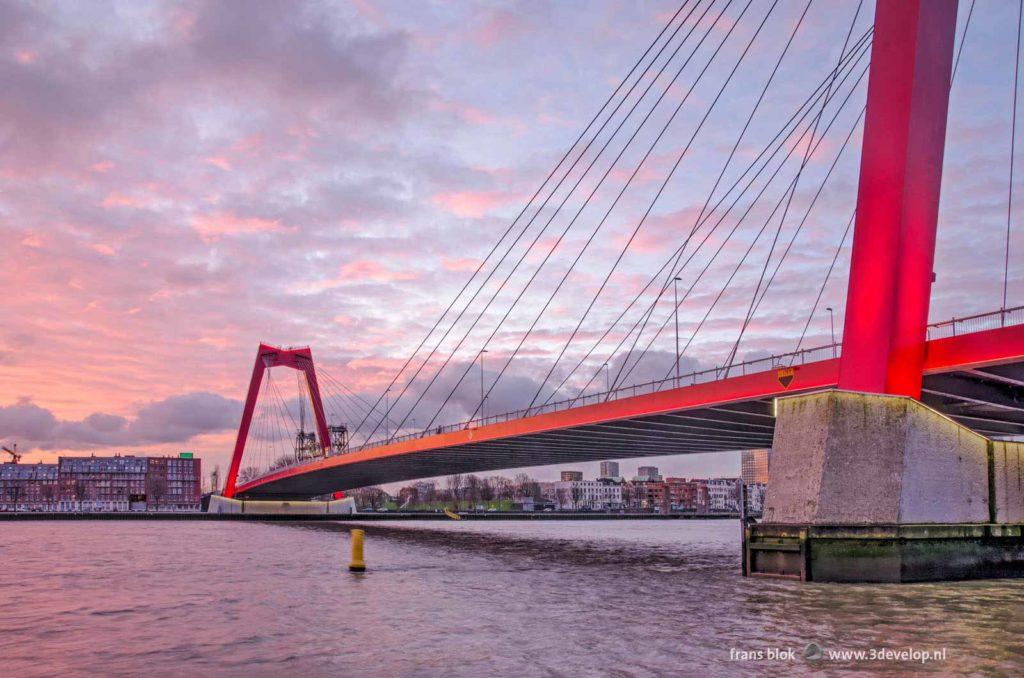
[0,510,741,522]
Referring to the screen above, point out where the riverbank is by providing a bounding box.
[0,511,742,521]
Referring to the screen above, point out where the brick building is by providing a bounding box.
[0,453,201,512]
[0,463,59,511]
[145,455,202,511]
[58,456,148,512]
[665,477,709,512]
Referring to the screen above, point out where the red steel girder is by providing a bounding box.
[839,0,959,398]
[223,344,332,499]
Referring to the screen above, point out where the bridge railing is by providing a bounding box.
[348,341,843,454]
[245,306,1024,484]
[925,305,1024,340]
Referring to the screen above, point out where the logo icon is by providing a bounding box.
[803,642,823,661]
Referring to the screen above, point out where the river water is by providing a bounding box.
[0,519,1021,676]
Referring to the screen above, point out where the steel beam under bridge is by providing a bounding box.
[236,324,1024,499]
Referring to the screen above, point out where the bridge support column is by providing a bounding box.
[223,344,333,499]
[839,0,958,398]
[746,391,1024,582]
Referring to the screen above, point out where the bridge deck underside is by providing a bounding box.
[237,326,1024,499]
[243,402,779,498]
[241,368,1024,500]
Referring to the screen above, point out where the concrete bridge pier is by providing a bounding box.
[746,390,1024,582]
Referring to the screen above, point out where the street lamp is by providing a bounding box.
[673,276,682,384]
[479,349,488,421]
[603,362,610,392]
[384,387,391,441]
[826,307,836,356]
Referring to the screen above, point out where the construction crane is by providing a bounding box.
[2,443,21,464]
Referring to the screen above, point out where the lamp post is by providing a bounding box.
[384,387,391,441]
[826,307,836,357]
[603,362,610,392]
[479,349,488,421]
[673,276,682,384]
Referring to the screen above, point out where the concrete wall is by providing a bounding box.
[206,494,356,515]
[898,397,989,523]
[992,440,1024,523]
[763,390,991,525]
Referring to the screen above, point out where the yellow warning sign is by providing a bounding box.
[777,367,795,389]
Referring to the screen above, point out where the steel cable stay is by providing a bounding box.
[1005,0,1022,311]
[266,375,293,471]
[318,379,384,444]
[349,0,702,440]
[610,35,870,392]
[472,0,781,422]
[791,208,856,358]
[567,34,872,400]
[950,0,976,87]
[599,59,871,396]
[367,0,720,441]
[267,372,299,433]
[673,108,865,384]
[720,107,866,376]
[617,73,869,392]
[723,0,865,371]
[317,372,372,424]
[538,30,872,406]
[260,372,284,472]
[318,388,359,432]
[247,376,274,478]
[606,68,868,395]
[418,0,747,433]
[527,0,815,409]
[380,0,733,439]
[318,369,399,431]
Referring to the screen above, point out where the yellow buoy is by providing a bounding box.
[349,528,366,572]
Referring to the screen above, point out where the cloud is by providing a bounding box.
[431,190,520,218]
[191,212,291,243]
[0,393,241,451]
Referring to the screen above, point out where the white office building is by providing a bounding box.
[706,477,740,512]
[552,478,622,510]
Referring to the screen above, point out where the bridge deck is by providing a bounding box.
[237,324,1024,499]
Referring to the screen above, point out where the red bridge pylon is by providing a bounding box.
[223,344,331,498]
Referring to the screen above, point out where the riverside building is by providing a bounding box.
[0,453,201,512]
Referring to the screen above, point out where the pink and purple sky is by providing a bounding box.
[1,0,1021,485]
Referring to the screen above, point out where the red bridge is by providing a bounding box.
[223,1,1024,500]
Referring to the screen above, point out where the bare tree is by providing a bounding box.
[446,474,464,509]
[269,454,293,471]
[494,476,514,502]
[465,474,481,509]
[40,483,55,511]
[237,466,262,483]
[479,477,494,505]
[147,475,168,511]
[352,486,388,510]
[73,480,88,512]
[570,484,584,511]
[555,487,568,510]
[621,483,634,510]
[513,473,532,498]
[398,484,420,509]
